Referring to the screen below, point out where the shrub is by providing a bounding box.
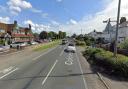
[75,40,86,46]
[84,48,128,77]
[119,39,128,50]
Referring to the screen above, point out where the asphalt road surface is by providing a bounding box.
[0,44,88,89]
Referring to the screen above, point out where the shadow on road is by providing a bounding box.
[1,72,96,81]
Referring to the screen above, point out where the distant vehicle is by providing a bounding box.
[31,41,38,45]
[65,43,76,53]
[62,39,68,44]
[10,42,26,48]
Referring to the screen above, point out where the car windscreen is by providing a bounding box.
[68,44,74,46]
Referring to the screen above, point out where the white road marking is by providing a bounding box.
[65,53,73,65]
[0,68,19,79]
[75,52,89,89]
[65,61,73,65]
[33,46,58,60]
[59,45,67,56]
[0,66,14,74]
[42,60,58,86]
[2,66,14,74]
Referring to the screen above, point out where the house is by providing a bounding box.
[103,21,128,43]
[89,20,128,44]
[0,21,33,45]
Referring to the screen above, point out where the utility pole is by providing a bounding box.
[114,0,121,57]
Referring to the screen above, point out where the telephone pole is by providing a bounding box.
[114,0,121,57]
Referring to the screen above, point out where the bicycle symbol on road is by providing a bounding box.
[65,53,73,65]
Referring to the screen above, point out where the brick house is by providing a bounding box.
[0,21,33,45]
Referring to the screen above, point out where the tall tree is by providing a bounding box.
[39,31,48,39]
[120,17,126,24]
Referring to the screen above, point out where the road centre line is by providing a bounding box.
[75,52,89,89]
[42,60,58,86]
[33,46,58,60]
[0,68,19,79]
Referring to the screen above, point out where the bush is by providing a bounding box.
[0,40,5,45]
[119,39,128,50]
[84,48,128,77]
[75,40,86,46]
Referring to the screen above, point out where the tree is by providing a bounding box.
[62,32,66,38]
[71,34,77,38]
[76,34,84,41]
[39,31,48,39]
[96,37,104,44]
[120,17,126,24]
[58,31,66,39]
[48,31,54,38]
[33,33,39,40]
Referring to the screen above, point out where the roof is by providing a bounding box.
[119,21,128,28]
[103,22,113,33]
[12,34,34,37]
[96,32,102,34]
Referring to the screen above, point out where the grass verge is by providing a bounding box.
[83,48,128,77]
[33,40,61,51]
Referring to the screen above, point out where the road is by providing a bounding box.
[0,44,88,89]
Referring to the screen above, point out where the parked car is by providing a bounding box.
[10,42,26,48]
[31,41,38,45]
[65,43,76,53]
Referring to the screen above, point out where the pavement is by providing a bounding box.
[0,44,88,89]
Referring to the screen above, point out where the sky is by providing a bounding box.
[0,0,128,35]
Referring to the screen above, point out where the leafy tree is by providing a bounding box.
[33,33,39,37]
[71,34,77,38]
[58,31,66,39]
[39,31,48,39]
[120,17,126,24]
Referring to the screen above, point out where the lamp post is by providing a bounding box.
[114,0,121,57]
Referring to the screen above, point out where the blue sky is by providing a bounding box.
[0,0,103,23]
[0,0,127,34]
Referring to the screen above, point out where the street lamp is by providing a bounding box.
[114,0,121,57]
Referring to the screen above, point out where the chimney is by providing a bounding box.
[14,20,17,25]
[29,24,31,30]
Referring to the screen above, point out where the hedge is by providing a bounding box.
[84,48,128,77]
[75,40,86,46]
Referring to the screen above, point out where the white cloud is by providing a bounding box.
[24,20,52,33]
[69,19,77,25]
[42,13,49,18]
[0,17,10,23]
[61,0,128,35]
[31,8,42,13]
[7,0,32,14]
[51,20,59,26]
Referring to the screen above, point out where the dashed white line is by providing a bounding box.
[33,46,58,60]
[42,60,58,86]
[0,68,19,79]
[75,52,89,89]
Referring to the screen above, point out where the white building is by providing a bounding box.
[88,21,128,44]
